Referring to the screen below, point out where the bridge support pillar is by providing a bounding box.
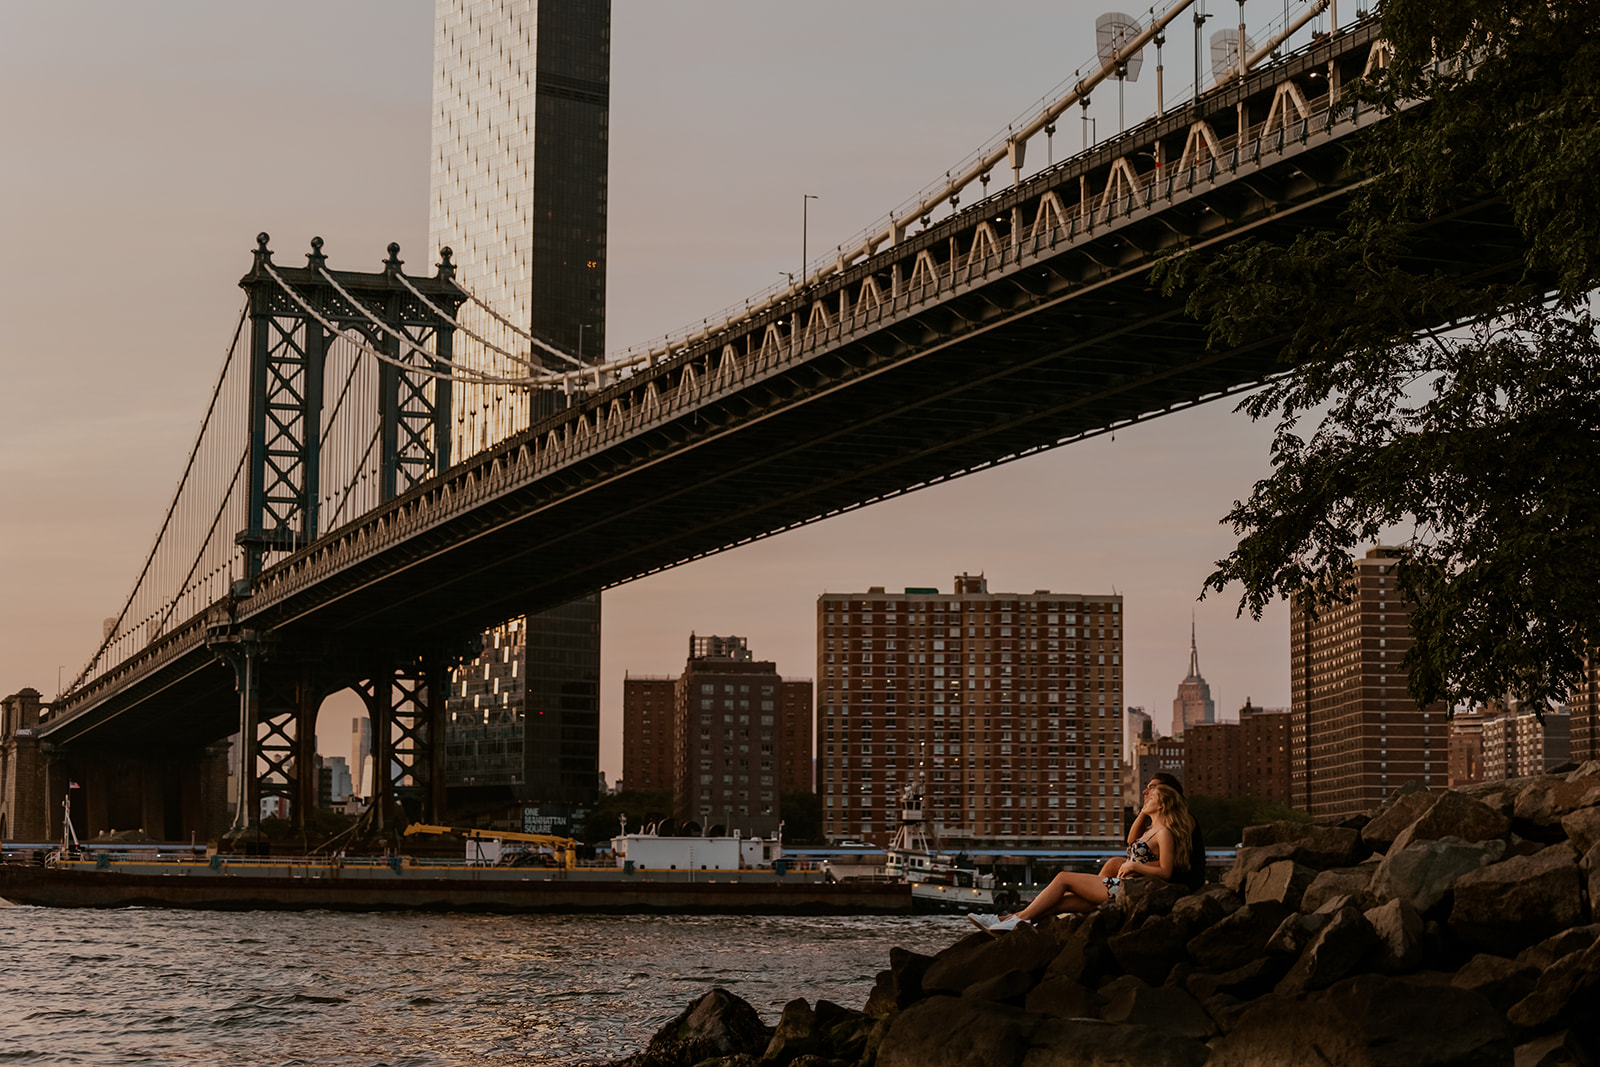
[358,655,446,830]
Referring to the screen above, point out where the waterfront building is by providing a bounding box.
[1482,703,1570,781]
[667,635,812,836]
[1573,654,1600,766]
[1448,706,1489,787]
[621,674,676,793]
[431,0,611,828]
[817,575,1125,849]
[1185,721,1240,797]
[1171,624,1216,737]
[1179,701,1293,804]
[1289,546,1449,821]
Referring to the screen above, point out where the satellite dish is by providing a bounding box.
[1096,12,1144,80]
[1210,28,1257,83]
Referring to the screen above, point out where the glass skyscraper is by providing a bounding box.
[430,0,610,826]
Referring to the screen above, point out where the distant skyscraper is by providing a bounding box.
[1289,546,1449,820]
[1171,623,1215,737]
[350,717,372,799]
[1482,702,1570,781]
[430,0,610,824]
[818,576,1126,848]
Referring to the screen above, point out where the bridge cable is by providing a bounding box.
[392,270,573,371]
[66,303,249,696]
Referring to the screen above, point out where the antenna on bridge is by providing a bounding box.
[1096,12,1144,133]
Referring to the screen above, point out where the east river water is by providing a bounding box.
[0,906,969,1065]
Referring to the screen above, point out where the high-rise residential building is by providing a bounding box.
[430,0,610,827]
[668,635,812,836]
[817,575,1125,849]
[1289,546,1449,821]
[1185,721,1240,797]
[621,673,676,793]
[1572,655,1600,766]
[1448,706,1490,787]
[1171,624,1215,737]
[1482,704,1571,781]
[1128,733,1187,815]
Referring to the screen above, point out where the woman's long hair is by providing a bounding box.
[1151,784,1196,872]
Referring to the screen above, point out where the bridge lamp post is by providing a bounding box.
[802,194,819,291]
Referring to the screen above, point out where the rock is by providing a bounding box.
[1227,830,1366,890]
[1184,956,1284,1001]
[1585,843,1600,913]
[1451,952,1540,1014]
[1023,975,1093,1018]
[1362,789,1439,851]
[629,988,772,1067]
[1513,1030,1593,1067]
[1389,790,1512,851]
[1022,1018,1211,1067]
[921,922,1058,997]
[1186,902,1292,973]
[961,968,1035,1006]
[1515,925,1600,971]
[1363,897,1425,974]
[1108,913,1193,986]
[812,1001,871,1064]
[863,947,934,1017]
[1571,760,1600,782]
[1194,882,1245,916]
[1097,981,1217,1039]
[763,1000,820,1065]
[1561,806,1600,856]
[1276,906,1379,995]
[1506,939,1600,1042]
[1451,846,1585,956]
[1122,880,1190,927]
[1303,865,1377,913]
[1514,776,1600,829]
[1264,912,1330,956]
[1207,975,1512,1067]
[1041,907,1123,987]
[876,995,1042,1067]
[1369,835,1505,913]
[1244,859,1317,909]
[1167,890,1227,936]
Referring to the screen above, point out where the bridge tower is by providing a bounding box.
[210,235,468,837]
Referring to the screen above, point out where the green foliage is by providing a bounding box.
[1187,794,1312,850]
[1155,0,1600,710]
[779,790,823,844]
[578,789,674,844]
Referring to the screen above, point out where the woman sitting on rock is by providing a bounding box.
[969,782,1195,936]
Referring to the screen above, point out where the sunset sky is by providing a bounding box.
[1,1,1338,780]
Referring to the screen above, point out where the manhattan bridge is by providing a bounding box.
[27,4,1529,840]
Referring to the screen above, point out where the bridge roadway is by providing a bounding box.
[44,19,1527,754]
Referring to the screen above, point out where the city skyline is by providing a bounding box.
[2,1,1304,787]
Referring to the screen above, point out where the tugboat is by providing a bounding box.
[880,777,1026,915]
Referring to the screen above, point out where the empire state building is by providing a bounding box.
[1171,624,1216,737]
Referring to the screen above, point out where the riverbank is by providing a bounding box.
[612,766,1600,1065]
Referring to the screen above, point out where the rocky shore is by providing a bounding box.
[608,766,1600,1066]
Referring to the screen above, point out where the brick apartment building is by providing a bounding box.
[817,574,1125,848]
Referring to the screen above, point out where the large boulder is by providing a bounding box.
[1107,913,1192,987]
[626,988,772,1067]
[921,923,1059,997]
[1363,897,1425,974]
[1560,805,1600,856]
[1450,846,1585,956]
[1225,829,1367,893]
[1450,953,1540,1014]
[875,995,1042,1067]
[1187,902,1292,973]
[1512,775,1600,832]
[1369,835,1505,913]
[1041,908,1123,987]
[1206,975,1512,1067]
[961,968,1036,1007]
[1275,906,1380,995]
[1505,938,1600,1044]
[1096,980,1217,1040]
[1184,956,1284,1002]
[1387,791,1511,852]
[1244,859,1317,909]
[1361,789,1439,851]
[864,947,935,1017]
[1022,975,1093,1019]
[761,1000,822,1065]
[1303,865,1377,913]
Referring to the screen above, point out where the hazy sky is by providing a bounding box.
[1,1,1332,781]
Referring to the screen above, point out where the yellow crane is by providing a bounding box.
[403,823,578,869]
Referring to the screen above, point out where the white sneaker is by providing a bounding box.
[967,913,995,934]
[986,916,1021,937]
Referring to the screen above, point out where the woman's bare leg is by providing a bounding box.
[1008,871,1112,923]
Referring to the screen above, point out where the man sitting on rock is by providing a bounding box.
[970,781,1197,935]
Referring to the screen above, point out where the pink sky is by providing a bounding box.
[1,1,1312,782]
